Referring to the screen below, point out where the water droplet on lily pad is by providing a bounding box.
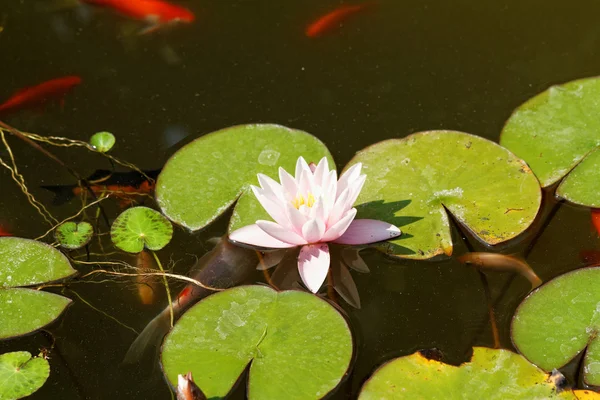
[54,221,93,250]
[110,206,173,253]
[89,131,116,153]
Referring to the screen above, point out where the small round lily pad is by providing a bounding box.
[346,130,541,259]
[359,347,598,399]
[161,285,353,399]
[89,131,115,153]
[500,76,600,206]
[512,266,600,386]
[155,124,333,232]
[0,351,50,400]
[110,206,173,253]
[54,221,93,250]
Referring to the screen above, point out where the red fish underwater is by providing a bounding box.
[81,0,195,29]
[592,209,600,236]
[306,2,375,38]
[579,209,600,266]
[0,226,12,237]
[0,76,82,115]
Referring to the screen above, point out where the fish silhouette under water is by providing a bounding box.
[123,236,270,363]
[41,169,160,205]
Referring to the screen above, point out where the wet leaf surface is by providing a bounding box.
[501,76,600,206]
[54,221,93,250]
[0,351,50,400]
[512,266,600,386]
[346,131,541,259]
[0,237,76,287]
[161,285,352,399]
[110,206,173,253]
[0,237,74,339]
[155,124,333,232]
[0,289,71,339]
[359,347,598,399]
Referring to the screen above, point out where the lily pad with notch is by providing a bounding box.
[359,347,599,399]
[110,206,173,253]
[161,285,353,399]
[155,124,333,232]
[512,266,600,386]
[0,237,75,339]
[500,76,600,206]
[346,131,541,259]
[54,221,93,250]
[0,351,50,400]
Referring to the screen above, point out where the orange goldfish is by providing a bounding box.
[82,0,194,28]
[306,2,374,38]
[0,76,81,115]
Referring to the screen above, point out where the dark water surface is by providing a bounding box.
[1,0,600,398]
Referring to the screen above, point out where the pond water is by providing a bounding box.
[1,0,600,398]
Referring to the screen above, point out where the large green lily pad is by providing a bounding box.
[500,76,600,206]
[0,351,50,400]
[512,266,600,386]
[110,206,173,253]
[0,237,75,339]
[555,148,600,207]
[156,124,333,232]
[359,347,597,399]
[161,285,352,399]
[346,131,541,259]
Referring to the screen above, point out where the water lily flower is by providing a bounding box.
[229,156,401,293]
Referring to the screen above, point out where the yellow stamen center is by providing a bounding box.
[292,192,315,209]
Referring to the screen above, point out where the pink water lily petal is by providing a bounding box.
[313,158,329,187]
[279,167,297,201]
[251,186,293,230]
[298,168,314,196]
[324,170,338,203]
[302,218,326,243]
[295,156,311,180]
[328,188,350,227]
[256,220,307,245]
[298,243,330,293]
[229,224,296,248]
[346,174,366,209]
[285,202,308,233]
[309,196,326,221]
[337,163,362,196]
[257,173,284,201]
[322,208,357,242]
[333,219,402,245]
